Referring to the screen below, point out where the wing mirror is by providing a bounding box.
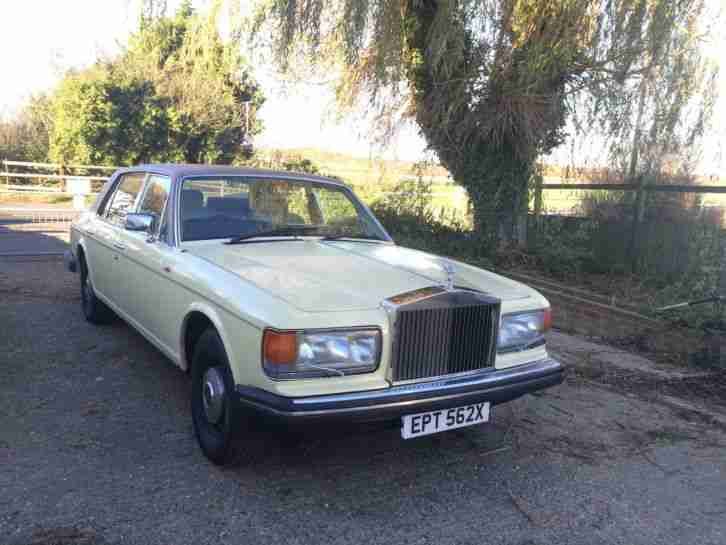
[125,213,156,233]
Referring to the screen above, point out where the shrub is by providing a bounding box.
[370,177,479,260]
[526,172,726,326]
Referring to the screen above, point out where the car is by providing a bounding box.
[65,164,564,464]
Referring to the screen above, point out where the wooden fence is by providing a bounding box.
[1,160,113,194]
[532,179,726,274]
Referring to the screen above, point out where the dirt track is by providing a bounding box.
[1,233,726,544]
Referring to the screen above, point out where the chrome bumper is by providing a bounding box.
[234,357,564,424]
[63,249,77,273]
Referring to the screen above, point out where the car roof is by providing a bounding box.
[116,164,345,186]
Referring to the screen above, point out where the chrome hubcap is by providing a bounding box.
[202,366,226,424]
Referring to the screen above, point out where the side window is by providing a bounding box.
[138,175,172,242]
[105,173,146,227]
[138,175,171,219]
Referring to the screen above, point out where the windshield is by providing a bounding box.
[179,176,390,242]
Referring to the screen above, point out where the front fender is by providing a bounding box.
[73,232,91,276]
[179,302,247,376]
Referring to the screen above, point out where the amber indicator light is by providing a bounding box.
[263,330,298,365]
[543,308,553,331]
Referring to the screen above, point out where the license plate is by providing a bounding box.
[401,402,490,439]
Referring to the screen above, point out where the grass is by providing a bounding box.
[646,428,696,447]
[254,146,471,219]
[255,146,450,185]
[0,193,72,205]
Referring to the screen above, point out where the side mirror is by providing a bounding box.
[125,213,155,233]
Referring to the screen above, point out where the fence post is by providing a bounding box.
[719,227,726,309]
[628,176,647,272]
[58,163,65,177]
[530,169,544,250]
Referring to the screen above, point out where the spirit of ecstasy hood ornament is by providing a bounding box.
[440,259,456,291]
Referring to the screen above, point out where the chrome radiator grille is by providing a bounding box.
[391,290,500,382]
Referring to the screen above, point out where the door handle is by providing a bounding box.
[112,242,127,251]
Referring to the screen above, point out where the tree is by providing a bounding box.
[49,0,263,166]
[50,69,173,165]
[0,94,53,162]
[258,0,716,249]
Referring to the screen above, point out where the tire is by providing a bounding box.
[79,256,114,325]
[190,328,239,465]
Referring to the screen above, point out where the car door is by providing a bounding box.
[114,173,180,353]
[91,172,146,305]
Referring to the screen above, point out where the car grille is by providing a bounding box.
[390,290,500,382]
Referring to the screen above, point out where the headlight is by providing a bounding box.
[497,309,551,353]
[262,328,381,379]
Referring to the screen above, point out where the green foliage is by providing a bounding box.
[524,181,726,328]
[521,214,602,277]
[0,95,52,161]
[369,173,476,259]
[280,158,321,175]
[50,72,173,165]
[49,1,263,166]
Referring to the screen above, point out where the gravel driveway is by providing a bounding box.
[0,210,72,256]
[2,249,726,545]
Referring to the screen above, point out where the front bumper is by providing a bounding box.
[234,357,564,424]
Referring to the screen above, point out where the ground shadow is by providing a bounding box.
[0,219,70,255]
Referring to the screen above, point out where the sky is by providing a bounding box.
[0,0,722,172]
[0,0,428,162]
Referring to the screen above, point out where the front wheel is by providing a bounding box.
[79,257,114,324]
[191,328,238,465]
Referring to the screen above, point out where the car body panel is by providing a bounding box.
[67,164,560,402]
[183,239,538,314]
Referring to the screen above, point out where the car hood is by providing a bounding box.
[186,240,532,312]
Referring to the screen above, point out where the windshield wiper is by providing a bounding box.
[320,234,385,242]
[227,225,320,244]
